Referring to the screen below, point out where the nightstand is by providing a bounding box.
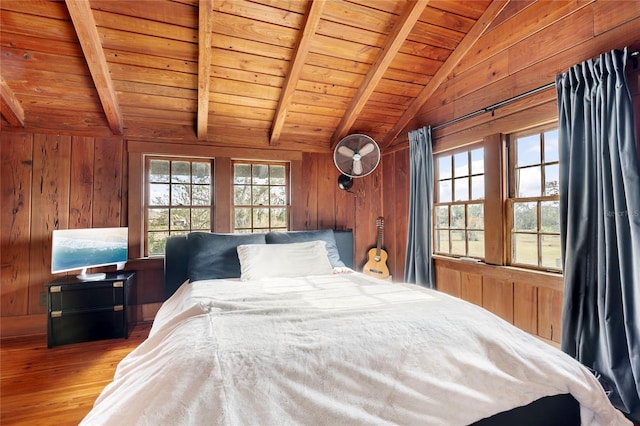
[46,271,135,348]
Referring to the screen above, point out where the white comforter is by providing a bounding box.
[81,273,630,426]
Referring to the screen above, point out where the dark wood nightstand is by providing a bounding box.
[46,271,135,348]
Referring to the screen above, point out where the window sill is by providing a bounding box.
[433,255,563,291]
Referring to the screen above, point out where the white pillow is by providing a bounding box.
[237,240,334,281]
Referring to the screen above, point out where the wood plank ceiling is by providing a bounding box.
[1,0,506,153]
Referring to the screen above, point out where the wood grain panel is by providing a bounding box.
[355,168,383,271]
[409,20,463,50]
[30,134,71,314]
[69,136,95,229]
[316,153,336,230]
[311,34,379,64]
[299,152,319,230]
[90,0,197,29]
[381,153,397,277]
[0,0,70,19]
[509,7,595,76]
[322,1,396,34]
[449,50,510,103]
[460,272,483,306]
[1,133,33,317]
[538,286,563,343]
[513,281,537,335]
[212,12,299,49]
[435,266,461,297]
[0,68,97,99]
[482,277,513,323]
[0,32,82,58]
[334,176,355,236]
[593,0,640,36]
[456,1,590,72]
[108,63,196,89]
[118,92,195,113]
[93,9,197,42]
[99,27,197,62]
[92,138,123,227]
[216,0,305,27]
[0,46,91,77]
[127,151,144,258]
[391,148,410,280]
[0,11,77,42]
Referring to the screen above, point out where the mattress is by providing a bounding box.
[81,272,630,425]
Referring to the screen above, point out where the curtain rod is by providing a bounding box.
[432,49,639,132]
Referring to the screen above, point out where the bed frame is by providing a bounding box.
[162,229,582,425]
[164,230,353,300]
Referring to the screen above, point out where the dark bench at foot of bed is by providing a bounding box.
[470,393,580,426]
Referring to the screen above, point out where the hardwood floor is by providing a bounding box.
[1,322,152,425]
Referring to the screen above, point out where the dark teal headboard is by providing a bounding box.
[164,230,353,300]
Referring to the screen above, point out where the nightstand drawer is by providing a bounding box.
[49,308,126,347]
[49,281,125,311]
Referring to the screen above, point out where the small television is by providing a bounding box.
[51,227,128,281]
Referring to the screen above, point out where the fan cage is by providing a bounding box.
[333,134,381,178]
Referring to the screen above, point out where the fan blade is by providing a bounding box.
[337,146,355,158]
[353,159,363,175]
[358,143,375,156]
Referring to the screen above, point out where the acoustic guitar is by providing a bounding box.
[363,217,390,279]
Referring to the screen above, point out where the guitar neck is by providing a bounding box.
[375,218,384,256]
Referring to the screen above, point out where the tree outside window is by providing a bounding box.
[145,157,213,256]
[233,162,289,233]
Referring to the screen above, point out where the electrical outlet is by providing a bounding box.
[39,292,48,306]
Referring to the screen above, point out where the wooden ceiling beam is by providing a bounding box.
[65,0,123,135]
[0,78,25,127]
[330,0,429,150]
[379,0,510,150]
[270,0,326,146]
[197,0,214,141]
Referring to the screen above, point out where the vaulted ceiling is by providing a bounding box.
[1,0,510,153]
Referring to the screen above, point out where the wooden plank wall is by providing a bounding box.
[299,152,383,273]
[434,258,564,344]
[1,132,126,336]
[381,149,410,280]
[0,134,383,336]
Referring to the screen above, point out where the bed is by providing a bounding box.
[80,229,631,426]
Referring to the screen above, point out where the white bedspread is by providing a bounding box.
[81,273,630,425]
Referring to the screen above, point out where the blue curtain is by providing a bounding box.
[404,126,434,288]
[556,47,640,422]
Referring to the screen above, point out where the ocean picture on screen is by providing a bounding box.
[51,228,128,273]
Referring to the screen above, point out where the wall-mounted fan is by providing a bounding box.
[333,134,380,190]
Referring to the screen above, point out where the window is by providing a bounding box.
[145,157,213,256]
[507,126,561,271]
[434,146,485,258]
[233,162,289,233]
